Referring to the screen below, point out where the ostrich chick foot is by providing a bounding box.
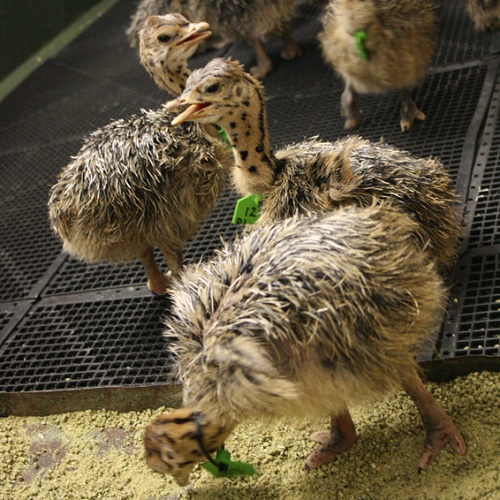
[417,412,467,472]
[250,62,273,79]
[147,271,172,296]
[341,84,359,129]
[280,28,302,61]
[140,247,172,296]
[304,409,357,471]
[250,39,273,79]
[400,90,426,132]
[404,376,467,472]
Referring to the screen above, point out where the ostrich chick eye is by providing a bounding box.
[205,83,221,94]
[157,34,172,43]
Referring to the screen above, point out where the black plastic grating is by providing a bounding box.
[442,248,500,358]
[0,76,160,151]
[0,63,103,129]
[265,64,488,189]
[59,2,132,58]
[0,140,89,303]
[0,295,171,392]
[0,140,82,200]
[40,259,149,297]
[432,1,500,67]
[0,301,36,345]
[0,0,498,401]
[468,74,500,248]
[0,141,93,302]
[0,198,61,302]
[0,311,13,332]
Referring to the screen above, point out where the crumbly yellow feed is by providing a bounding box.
[1,371,498,499]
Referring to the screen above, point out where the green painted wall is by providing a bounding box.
[0,0,102,81]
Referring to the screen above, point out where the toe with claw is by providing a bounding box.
[404,375,467,471]
[304,409,357,472]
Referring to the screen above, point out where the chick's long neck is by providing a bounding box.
[145,52,190,97]
[221,85,277,196]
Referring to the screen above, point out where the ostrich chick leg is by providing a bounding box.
[279,27,302,61]
[140,247,171,296]
[249,39,273,79]
[400,89,426,132]
[403,375,467,471]
[341,82,360,130]
[158,243,183,279]
[304,408,357,471]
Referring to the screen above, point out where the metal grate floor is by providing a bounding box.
[0,0,499,415]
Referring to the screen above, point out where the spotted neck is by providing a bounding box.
[219,78,277,196]
[142,51,190,97]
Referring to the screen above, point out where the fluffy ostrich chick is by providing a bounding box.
[464,0,500,30]
[48,15,231,295]
[318,0,437,131]
[127,0,302,78]
[144,204,466,486]
[167,58,462,271]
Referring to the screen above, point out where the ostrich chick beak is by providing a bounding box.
[171,102,212,125]
[177,22,211,47]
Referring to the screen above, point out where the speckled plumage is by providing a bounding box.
[318,0,437,130]
[48,15,231,295]
[49,110,227,264]
[128,0,301,77]
[464,0,500,30]
[168,205,444,417]
[168,58,462,271]
[265,136,461,269]
[145,204,466,485]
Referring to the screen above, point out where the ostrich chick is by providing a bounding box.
[167,58,461,271]
[464,0,500,30]
[127,0,302,78]
[48,14,231,295]
[144,204,466,486]
[318,0,437,131]
[127,0,230,52]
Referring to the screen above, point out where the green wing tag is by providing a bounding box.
[354,30,369,61]
[216,126,233,151]
[201,449,258,478]
[232,194,262,225]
